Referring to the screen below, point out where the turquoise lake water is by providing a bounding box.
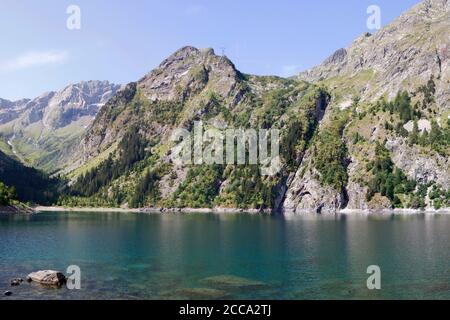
[0,211,449,300]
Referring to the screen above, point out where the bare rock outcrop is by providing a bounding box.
[283,152,346,214]
[27,270,66,286]
[386,138,450,189]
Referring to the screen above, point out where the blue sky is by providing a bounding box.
[0,0,420,100]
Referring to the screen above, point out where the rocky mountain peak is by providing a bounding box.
[298,0,450,111]
[156,46,219,68]
[0,80,121,170]
[323,48,348,65]
[0,98,12,109]
[0,97,12,106]
[0,98,31,109]
[0,98,30,123]
[38,80,120,129]
[138,46,239,102]
[158,46,201,66]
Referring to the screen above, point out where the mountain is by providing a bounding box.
[284,0,450,212]
[62,46,329,209]
[297,0,450,109]
[0,81,121,172]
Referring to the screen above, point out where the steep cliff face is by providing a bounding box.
[41,81,120,130]
[386,138,450,189]
[0,81,120,171]
[283,150,347,214]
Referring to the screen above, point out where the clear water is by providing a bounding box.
[0,211,449,300]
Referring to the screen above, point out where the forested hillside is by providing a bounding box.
[0,151,58,205]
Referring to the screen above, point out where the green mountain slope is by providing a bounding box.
[60,47,329,210]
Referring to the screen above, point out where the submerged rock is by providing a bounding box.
[10,278,23,286]
[201,275,264,289]
[27,270,66,286]
[4,291,12,296]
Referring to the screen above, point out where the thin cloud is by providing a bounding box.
[0,50,69,73]
[184,4,206,16]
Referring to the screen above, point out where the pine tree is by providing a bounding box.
[429,120,441,148]
[409,119,419,145]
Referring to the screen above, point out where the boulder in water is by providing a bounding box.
[201,275,264,289]
[10,278,22,286]
[26,270,66,286]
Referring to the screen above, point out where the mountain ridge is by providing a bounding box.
[0,80,121,171]
[297,0,450,111]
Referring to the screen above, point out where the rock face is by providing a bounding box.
[283,151,347,214]
[0,81,120,171]
[139,46,239,102]
[345,157,370,210]
[42,81,120,130]
[0,98,30,124]
[298,0,450,110]
[0,81,119,129]
[27,270,66,286]
[386,138,450,189]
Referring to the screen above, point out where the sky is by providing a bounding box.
[0,0,420,100]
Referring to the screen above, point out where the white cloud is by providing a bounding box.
[281,65,302,77]
[0,50,69,73]
[184,4,206,16]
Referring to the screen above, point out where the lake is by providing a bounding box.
[0,211,449,300]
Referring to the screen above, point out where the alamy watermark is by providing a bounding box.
[66,5,81,30]
[170,121,281,176]
[66,265,81,290]
[366,265,381,290]
[367,5,381,30]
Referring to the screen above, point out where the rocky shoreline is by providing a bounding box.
[33,206,450,215]
[0,205,34,215]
